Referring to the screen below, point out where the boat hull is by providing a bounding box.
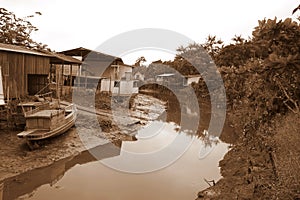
[17,104,77,141]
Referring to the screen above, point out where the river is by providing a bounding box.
[1,119,229,200]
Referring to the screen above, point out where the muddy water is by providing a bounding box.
[1,120,229,200]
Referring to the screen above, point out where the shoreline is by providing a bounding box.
[196,111,300,199]
[0,93,166,184]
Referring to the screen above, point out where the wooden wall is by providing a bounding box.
[0,51,50,99]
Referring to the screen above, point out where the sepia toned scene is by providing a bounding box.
[0,1,300,200]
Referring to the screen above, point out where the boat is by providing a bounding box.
[17,104,77,141]
[13,93,59,127]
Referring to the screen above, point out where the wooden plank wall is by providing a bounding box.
[0,51,50,99]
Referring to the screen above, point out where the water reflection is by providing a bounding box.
[0,143,120,200]
[26,129,228,200]
[0,95,229,200]
[0,120,229,200]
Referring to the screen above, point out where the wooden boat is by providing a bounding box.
[13,101,51,126]
[13,94,59,127]
[17,104,77,141]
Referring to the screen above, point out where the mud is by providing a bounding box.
[0,94,166,183]
[196,112,300,200]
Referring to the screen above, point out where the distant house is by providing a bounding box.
[133,71,145,81]
[0,43,81,99]
[183,74,201,86]
[60,47,138,95]
[133,66,146,81]
[155,73,175,86]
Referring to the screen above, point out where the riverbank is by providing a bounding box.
[0,94,166,183]
[197,111,300,200]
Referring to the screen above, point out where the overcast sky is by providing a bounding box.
[1,0,299,64]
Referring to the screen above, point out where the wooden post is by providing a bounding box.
[85,73,87,88]
[109,77,111,93]
[61,63,64,97]
[76,64,81,87]
[22,54,25,96]
[70,64,73,89]
[55,64,59,98]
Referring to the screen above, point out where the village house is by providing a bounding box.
[133,71,145,81]
[155,73,176,86]
[183,74,201,86]
[0,43,51,99]
[47,52,82,97]
[60,47,138,95]
[0,43,82,100]
[132,66,146,82]
[155,73,201,88]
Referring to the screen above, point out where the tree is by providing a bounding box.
[214,42,253,67]
[218,17,300,119]
[232,34,245,44]
[202,35,223,59]
[292,4,300,14]
[134,56,147,67]
[0,7,47,50]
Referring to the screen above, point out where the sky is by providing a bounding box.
[0,0,299,64]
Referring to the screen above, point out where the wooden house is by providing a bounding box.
[183,74,201,86]
[48,52,82,97]
[0,43,82,100]
[60,47,138,95]
[155,73,175,86]
[0,43,52,99]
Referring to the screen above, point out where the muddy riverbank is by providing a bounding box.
[0,94,166,183]
[196,112,300,200]
[140,86,300,199]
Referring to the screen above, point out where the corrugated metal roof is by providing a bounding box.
[0,43,51,57]
[0,43,82,64]
[184,74,201,78]
[60,47,123,62]
[47,52,82,64]
[156,73,175,77]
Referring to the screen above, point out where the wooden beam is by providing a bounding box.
[70,64,73,89]
[61,63,64,97]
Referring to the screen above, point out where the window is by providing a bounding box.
[125,72,132,81]
[114,81,120,87]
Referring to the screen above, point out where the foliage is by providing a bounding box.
[160,43,213,76]
[214,42,253,67]
[143,61,173,80]
[0,8,47,50]
[202,35,223,59]
[216,17,300,131]
[134,56,146,67]
[163,17,300,135]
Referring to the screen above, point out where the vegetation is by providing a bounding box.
[219,17,299,129]
[154,17,300,133]
[0,7,48,50]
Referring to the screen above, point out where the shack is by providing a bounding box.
[48,52,82,97]
[60,47,138,95]
[0,43,51,99]
[0,43,82,100]
[183,74,201,86]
